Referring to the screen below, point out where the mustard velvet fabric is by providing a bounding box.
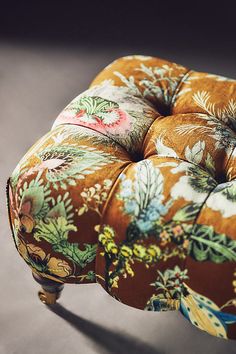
[6,55,236,340]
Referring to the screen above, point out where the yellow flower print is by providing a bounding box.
[106,241,118,255]
[108,271,119,288]
[133,244,146,260]
[98,225,118,255]
[98,225,115,243]
[146,245,161,261]
[120,245,133,258]
[112,276,119,288]
[124,260,134,277]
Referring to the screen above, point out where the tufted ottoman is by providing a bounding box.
[6,55,236,340]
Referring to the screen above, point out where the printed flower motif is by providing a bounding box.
[124,260,135,277]
[98,225,115,242]
[128,243,161,263]
[17,238,72,278]
[109,275,119,288]
[118,161,171,235]
[78,179,113,218]
[17,144,118,193]
[151,265,189,299]
[136,219,154,233]
[98,225,118,255]
[55,96,131,135]
[168,267,189,293]
[120,245,133,258]
[119,178,133,198]
[172,225,183,237]
[18,210,36,233]
[114,62,187,111]
[145,245,161,262]
[159,230,171,246]
[47,257,72,277]
[133,244,146,260]
[124,200,138,214]
[11,178,48,236]
[171,224,185,245]
[136,198,169,233]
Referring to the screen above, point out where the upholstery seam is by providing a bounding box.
[170,69,193,113]
[224,144,236,179]
[145,154,217,179]
[182,182,219,281]
[52,122,133,159]
[5,177,18,251]
[95,161,134,282]
[141,114,165,154]
[141,69,192,154]
[99,161,134,222]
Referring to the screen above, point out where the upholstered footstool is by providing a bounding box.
[6,55,236,340]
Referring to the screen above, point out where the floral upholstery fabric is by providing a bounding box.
[6,55,236,340]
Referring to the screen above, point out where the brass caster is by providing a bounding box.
[32,272,64,305]
[38,290,60,305]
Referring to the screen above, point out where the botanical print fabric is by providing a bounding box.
[6,55,236,339]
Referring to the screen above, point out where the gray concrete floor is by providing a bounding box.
[0,41,236,354]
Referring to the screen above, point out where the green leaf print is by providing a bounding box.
[173,203,200,222]
[53,241,97,268]
[188,165,217,193]
[67,95,119,115]
[34,216,77,244]
[189,224,236,263]
[34,217,97,268]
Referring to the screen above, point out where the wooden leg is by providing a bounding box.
[32,272,64,305]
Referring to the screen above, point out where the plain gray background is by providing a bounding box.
[0,40,236,354]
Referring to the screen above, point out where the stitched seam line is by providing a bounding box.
[99,153,219,224]
[100,161,134,221]
[6,177,18,251]
[224,145,236,178]
[52,122,133,159]
[146,154,217,179]
[170,69,193,112]
[182,182,219,277]
[141,70,192,155]
[141,114,165,154]
[95,161,134,279]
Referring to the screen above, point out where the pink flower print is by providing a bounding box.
[76,107,131,135]
[54,96,131,135]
